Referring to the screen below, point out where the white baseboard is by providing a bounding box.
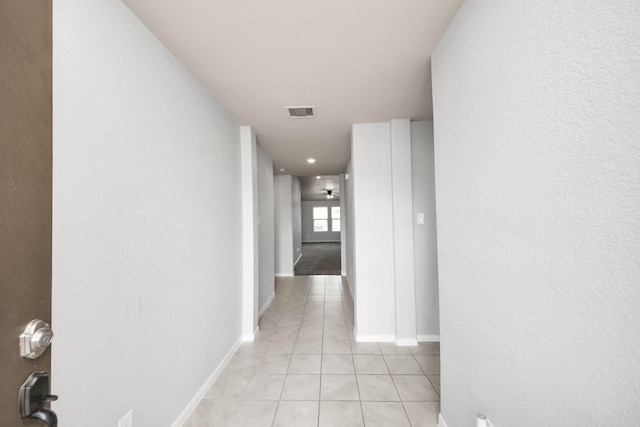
[438,413,449,427]
[259,292,275,316]
[242,325,259,342]
[395,338,418,346]
[418,334,440,342]
[171,339,242,427]
[354,333,395,343]
[275,273,294,277]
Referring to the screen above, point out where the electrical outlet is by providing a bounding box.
[118,410,133,427]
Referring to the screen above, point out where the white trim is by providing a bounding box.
[275,273,294,277]
[259,292,275,316]
[438,413,449,427]
[418,334,440,342]
[395,338,418,346]
[243,326,259,342]
[171,339,242,427]
[354,334,395,343]
[301,240,341,243]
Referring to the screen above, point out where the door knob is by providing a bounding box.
[20,319,54,359]
[19,371,58,427]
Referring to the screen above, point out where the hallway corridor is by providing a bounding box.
[185,276,440,426]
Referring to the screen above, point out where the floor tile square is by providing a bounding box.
[414,355,440,374]
[228,400,278,427]
[357,375,400,401]
[281,375,321,400]
[205,371,252,399]
[242,374,286,400]
[323,338,351,354]
[322,355,355,374]
[362,401,410,427]
[319,401,364,427]
[403,402,440,427]
[384,355,424,374]
[427,375,440,396]
[353,355,389,374]
[410,343,440,355]
[184,399,238,427]
[392,375,439,401]
[320,374,360,401]
[273,401,319,427]
[379,343,412,354]
[288,354,322,374]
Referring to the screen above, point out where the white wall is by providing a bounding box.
[274,175,302,276]
[432,1,640,425]
[257,146,274,313]
[344,161,356,300]
[301,200,341,242]
[411,121,439,339]
[339,174,347,276]
[351,123,396,340]
[390,119,417,345]
[240,127,259,340]
[274,176,294,276]
[52,1,243,426]
[291,177,302,266]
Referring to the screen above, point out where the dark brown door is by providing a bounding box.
[0,0,53,425]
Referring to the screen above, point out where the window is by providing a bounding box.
[313,207,328,232]
[331,206,341,232]
[313,206,341,232]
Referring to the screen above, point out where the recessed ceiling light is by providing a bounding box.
[280,168,285,172]
[307,158,316,164]
[316,176,321,179]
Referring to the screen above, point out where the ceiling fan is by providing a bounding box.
[323,188,340,199]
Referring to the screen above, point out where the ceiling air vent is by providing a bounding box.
[286,106,315,118]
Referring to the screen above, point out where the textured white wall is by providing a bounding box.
[301,200,341,243]
[390,119,417,345]
[274,175,302,276]
[52,1,242,425]
[432,1,640,425]
[411,121,439,338]
[274,176,294,276]
[344,161,356,300]
[351,123,396,340]
[291,176,302,265]
[257,146,274,312]
[240,127,259,339]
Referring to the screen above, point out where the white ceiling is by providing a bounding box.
[299,175,340,201]
[122,0,463,177]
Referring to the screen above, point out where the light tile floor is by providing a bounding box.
[185,275,440,427]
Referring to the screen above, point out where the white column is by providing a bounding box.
[390,119,418,346]
[240,126,259,340]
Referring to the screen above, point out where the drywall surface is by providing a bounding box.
[291,176,302,265]
[52,1,243,426]
[274,176,294,275]
[340,174,347,275]
[301,200,341,242]
[351,123,395,339]
[390,119,417,344]
[273,175,302,276]
[411,121,439,338]
[257,145,274,312]
[344,161,356,300]
[432,1,640,425]
[240,126,259,339]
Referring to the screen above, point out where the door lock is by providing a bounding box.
[20,319,54,359]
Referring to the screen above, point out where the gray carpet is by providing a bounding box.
[294,242,341,276]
